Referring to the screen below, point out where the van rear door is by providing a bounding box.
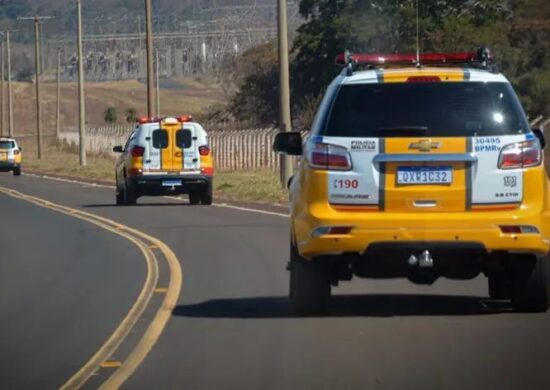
[176,124,200,172]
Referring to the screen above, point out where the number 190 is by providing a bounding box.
[334,179,359,189]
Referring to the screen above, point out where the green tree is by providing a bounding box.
[103,107,117,123]
[228,43,279,126]
[125,108,137,123]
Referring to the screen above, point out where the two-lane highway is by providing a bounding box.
[1,173,550,389]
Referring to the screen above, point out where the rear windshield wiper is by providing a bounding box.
[375,126,429,135]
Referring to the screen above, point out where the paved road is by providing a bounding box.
[1,173,550,390]
[0,184,145,390]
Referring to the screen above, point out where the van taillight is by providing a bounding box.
[131,146,145,157]
[306,142,352,171]
[498,140,541,169]
[199,145,210,156]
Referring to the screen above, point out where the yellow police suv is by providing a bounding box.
[0,137,22,176]
[274,49,550,313]
[114,115,214,205]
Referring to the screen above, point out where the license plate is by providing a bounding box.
[162,180,182,187]
[397,166,452,185]
[0,153,6,161]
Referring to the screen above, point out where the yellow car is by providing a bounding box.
[274,49,550,313]
[0,137,22,176]
[114,116,214,205]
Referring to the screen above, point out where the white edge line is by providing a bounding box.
[23,172,290,218]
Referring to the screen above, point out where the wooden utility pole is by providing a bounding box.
[155,48,160,116]
[145,0,155,117]
[19,16,53,159]
[77,0,86,165]
[56,47,61,137]
[5,31,14,138]
[1,41,4,137]
[277,0,292,187]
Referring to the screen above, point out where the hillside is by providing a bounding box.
[4,78,223,136]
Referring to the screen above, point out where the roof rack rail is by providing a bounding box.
[336,47,494,74]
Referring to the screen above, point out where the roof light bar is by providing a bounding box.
[336,48,493,68]
[136,115,193,124]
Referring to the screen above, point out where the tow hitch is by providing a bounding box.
[408,250,434,268]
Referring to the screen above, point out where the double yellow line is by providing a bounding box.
[0,187,182,389]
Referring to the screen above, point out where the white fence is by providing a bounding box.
[58,125,291,170]
[58,117,550,170]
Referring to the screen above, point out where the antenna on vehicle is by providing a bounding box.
[415,0,421,68]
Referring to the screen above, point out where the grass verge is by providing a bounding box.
[19,139,288,205]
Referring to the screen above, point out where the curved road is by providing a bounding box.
[0,188,145,389]
[1,173,550,389]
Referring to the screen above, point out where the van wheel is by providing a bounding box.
[13,166,21,176]
[200,185,213,205]
[116,189,124,206]
[189,192,201,205]
[512,254,550,312]
[289,240,331,314]
[488,274,512,300]
[123,184,137,206]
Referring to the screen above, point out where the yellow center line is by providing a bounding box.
[100,361,123,369]
[0,187,183,390]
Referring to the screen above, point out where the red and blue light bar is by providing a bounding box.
[335,49,492,67]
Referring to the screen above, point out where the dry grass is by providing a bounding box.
[6,78,223,138]
[19,138,287,204]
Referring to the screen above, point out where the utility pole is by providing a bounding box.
[56,47,61,137]
[145,0,155,117]
[277,0,292,187]
[0,30,16,138]
[1,41,4,137]
[18,16,53,159]
[77,0,86,166]
[155,48,160,116]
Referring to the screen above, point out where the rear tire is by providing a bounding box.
[289,240,331,314]
[512,254,550,312]
[12,166,21,176]
[488,274,512,300]
[189,192,201,205]
[200,184,213,205]
[116,188,124,206]
[123,183,137,206]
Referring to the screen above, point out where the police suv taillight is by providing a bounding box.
[498,140,541,169]
[306,142,352,171]
[131,145,145,157]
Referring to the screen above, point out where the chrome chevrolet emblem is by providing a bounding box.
[409,140,441,152]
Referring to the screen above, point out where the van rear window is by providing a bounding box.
[324,82,529,137]
[0,141,15,149]
[176,129,193,149]
[152,129,169,149]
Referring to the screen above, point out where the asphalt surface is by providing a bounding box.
[1,173,550,389]
[0,184,145,389]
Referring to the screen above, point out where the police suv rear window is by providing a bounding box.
[324,82,529,137]
[0,141,14,149]
[152,129,169,149]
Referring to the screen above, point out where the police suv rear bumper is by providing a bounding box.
[295,206,550,259]
[128,174,212,195]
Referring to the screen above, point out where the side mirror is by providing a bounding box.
[113,145,124,153]
[273,132,303,156]
[532,128,546,149]
[18,147,22,151]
